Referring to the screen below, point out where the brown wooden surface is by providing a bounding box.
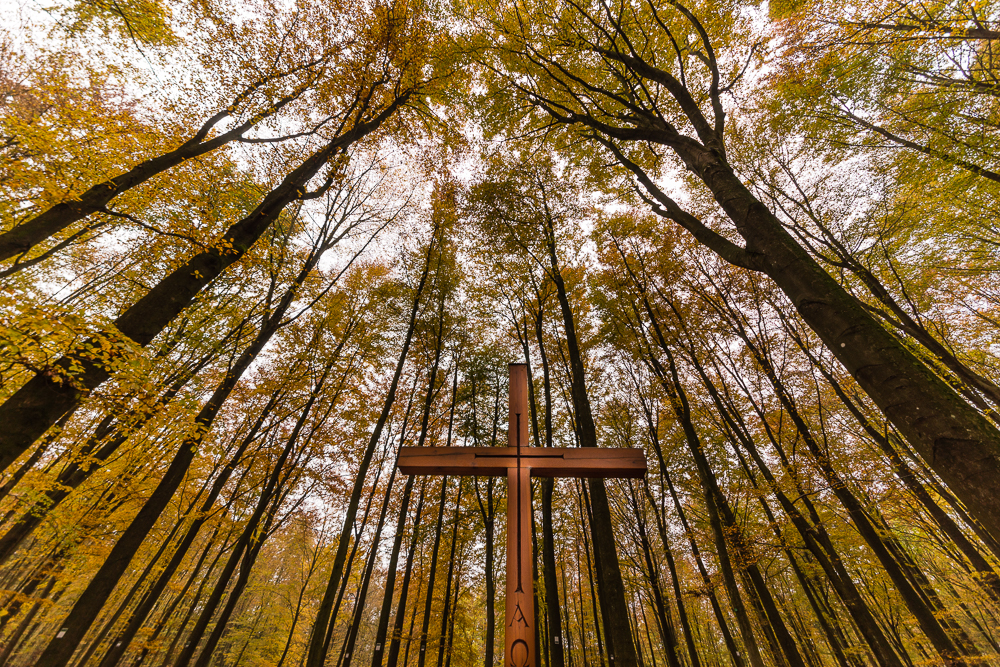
[506,465,534,667]
[396,446,647,478]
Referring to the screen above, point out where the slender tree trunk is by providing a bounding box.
[576,482,606,667]
[416,477,449,667]
[386,480,428,667]
[341,468,399,667]
[628,485,682,667]
[640,477,703,667]
[304,221,436,667]
[435,481,464,667]
[184,364,337,667]
[690,345,906,667]
[132,527,222,667]
[0,574,57,665]
[93,383,287,667]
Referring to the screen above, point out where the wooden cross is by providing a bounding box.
[397,363,647,667]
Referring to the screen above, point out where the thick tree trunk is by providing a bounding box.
[576,42,1000,541]
[0,93,408,471]
[0,355,215,566]
[733,322,981,666]
[794,330,1000,603]
[542,210,639,667]
[695,135,1000,540]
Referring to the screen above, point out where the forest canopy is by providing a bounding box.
[2,0,1000,666]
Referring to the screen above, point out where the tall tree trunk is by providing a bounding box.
[529,303,566,667]
[788,321,1000,603]
[435,481,464,667]
[697,345,907,667]
[576,482,606,667]
[132,527,223,667]
[304,220,436,667]
[639,478,703,667]
[541,201,638,667]
[342,466,399,667]
[375,270,450,667]
[627,485,682,667]
[180,362,337,667]
[29,236,341,667]
[92,382,288,667]
[369,376,423,667]
[0,92,409,471]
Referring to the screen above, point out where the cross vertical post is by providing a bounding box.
[506,363,533,667]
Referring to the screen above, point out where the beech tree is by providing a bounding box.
[3,0,1000,666]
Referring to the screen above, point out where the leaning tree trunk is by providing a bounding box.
[692,351,904,667]
[0,64,322,264]
[92,383,289,667]
[567,35,1000,542]
[0,92,409,472]
[0,347,222,567]
[30,251,332,667]
[341,464,400,667]
[628,485,683,667]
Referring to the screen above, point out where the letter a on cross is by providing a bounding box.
[397,363,647,666]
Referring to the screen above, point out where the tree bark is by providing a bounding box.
[0,91,409,471]
[386,479,428,667]
[416,477,449,667]
[31,249,332,667]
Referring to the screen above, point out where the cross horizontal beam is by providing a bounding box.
[396,446,646,478]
